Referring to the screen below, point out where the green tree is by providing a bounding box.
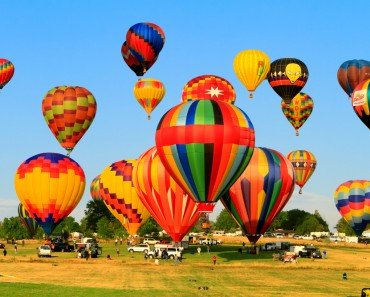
[138,217,161,237]
[295,215,326,235]
[96,217,116,239]
[213,209,239,232]
[268,211,288,231]
[81,200,115,233]
[335,217,356,236]
[52,216,81,240]
[0,217,29,239]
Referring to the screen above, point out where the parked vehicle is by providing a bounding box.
[198,238,221,245]
[289,245,305,255]
[274,233,284,238]
[0,243,5,249]
[37,245,52,257]
[358,236,370,244]
[262,242,277,250]
[298,245,322,258]
[146,246,182,259]
[127,244,150,253]
[143,238,160,245]
[300,234,314,240]
[50,242,74,252]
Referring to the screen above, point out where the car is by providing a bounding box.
[146,246,183,260]
[37,245,52,257]
[0,243,5,249]
[50,242,74,252]
[262,242,277,251]
[298,245,322,258]
[358,236,370,244]
[143,238,160,245]
[127,244,150,253]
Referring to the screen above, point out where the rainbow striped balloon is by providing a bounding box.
[18,203,39,238]
[222,147,295,244]
[0,58,15,89]
[334,180,370,236]
[351,79,370,129]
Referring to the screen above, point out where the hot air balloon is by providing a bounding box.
[18,203,39,238]
[334,180,370,236]
[287,150,316,194]
[121,41,157,76]
[42,86,97,155]
[134,146,201,242]
[181,74,236,104]
[133,78,165,119]
[90,175,102,201]
[222,147,295,244]
[281,92,314,136]
[155,100,255,209]
[0,58,15,90]
[99,160,150,235]
[351,79,370,129]
[125,22,165,76]
[337,59,370,97]
[233,49,270,98]
[268,58,309,104]
[14,153,86,235]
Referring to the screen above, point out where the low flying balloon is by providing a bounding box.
[233,49,270,98]
[121,41,157,76]
[268,58,309,104]
[0,58,15,90]
[99,160,150,235]
[42,86,97,155]
[18,203,39,238]
[155,99,255,207]
[133,146,201,242]
[125,22,165,75]
[181,74,236,104]
[133,78,165,119]
[334,180,370,236]
[90,175,102,201]
[351,79,370,129]
[14,153,86,235]
[222,147,295,244]
[337,59,370,97]
[287,150,316,194]
[281,92,314,136]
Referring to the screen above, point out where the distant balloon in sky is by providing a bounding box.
[133,78,165,119]
[287,150,316,194]
[121,41,157,76]
[337,59,370,98]
[0,58,15,90]
[181,74,236,104]
[90,175,102,201]
[281,92,314,136]
[268,58,309,104]
[334,180,370,236]
[233,49,270,98]
[42,86,97,155]
[14,153,86,235]
[351,79,370,129]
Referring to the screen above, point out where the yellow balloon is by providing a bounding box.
[233,49,270,98]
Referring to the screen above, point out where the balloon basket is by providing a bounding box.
[295,130,299,136]
[299,188,302,194]
[249,92,254,99]
[197,203,216,213]
[147,115,151,120]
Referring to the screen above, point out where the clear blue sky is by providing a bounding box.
[0,1,369,231]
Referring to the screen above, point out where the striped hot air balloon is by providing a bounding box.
[90,175,102,201]
[14,153,86,235]
[281,92,314,136]
[0,58,15,90]
[134,146,201,242]
[18,203,39,238]
[287,150,317,194]
[121,41,157,76]
[99,160,150,235]
[181,74,236,104]
[351,79,370,129]
[222,147,295,244]
[334,180,370,236]
[155,100,255,208]
[42,86,97,155]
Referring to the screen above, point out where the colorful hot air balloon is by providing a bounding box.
[90,175,102,201]
[121,41,157,76]
[134,146,201,242]
[14,153,86,235]
[0,58,15,90]
[181,74,236,104]
[125,22,165,75]
[155,100,255,208]
[334,180,370,236]
[351,79,370,129]
[133,78,165,119]
[99,160,150,235]
[18,203,39,238]
[281,92,314,136]
[287,150,317,194]
[222,147,295,244]
[233,49,270,98]
[42,86,97,155]
[337,59,370,97]
[268,58,309,104]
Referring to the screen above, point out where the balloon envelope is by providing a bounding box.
[337,59,370,97]
[18,203,39,238]
[121,41,157,76]
[14,153,86,235]
[334,180,370,236]
[0,58,15,89]
[90,175,102,201]
[351,79,370,129]
[222,147,295,244]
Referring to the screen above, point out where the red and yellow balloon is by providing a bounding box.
[0,58,15,90]
[351,79,370,129]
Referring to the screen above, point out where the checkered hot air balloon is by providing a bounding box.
[155,100,255,208]
[334,180,370,236]
[90,175,102,201]
[99,160,150,235]
[18,203,39,238]
[351,79,370,129]
[41,86,97,155]
[222,147,295,244]
[133,146,201,242]
[14,153,86,235]
[0,58,15,90]
[287,150,317,194]
[281,92,314,136]
[133,78,165,119]
[181,74,236,104]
